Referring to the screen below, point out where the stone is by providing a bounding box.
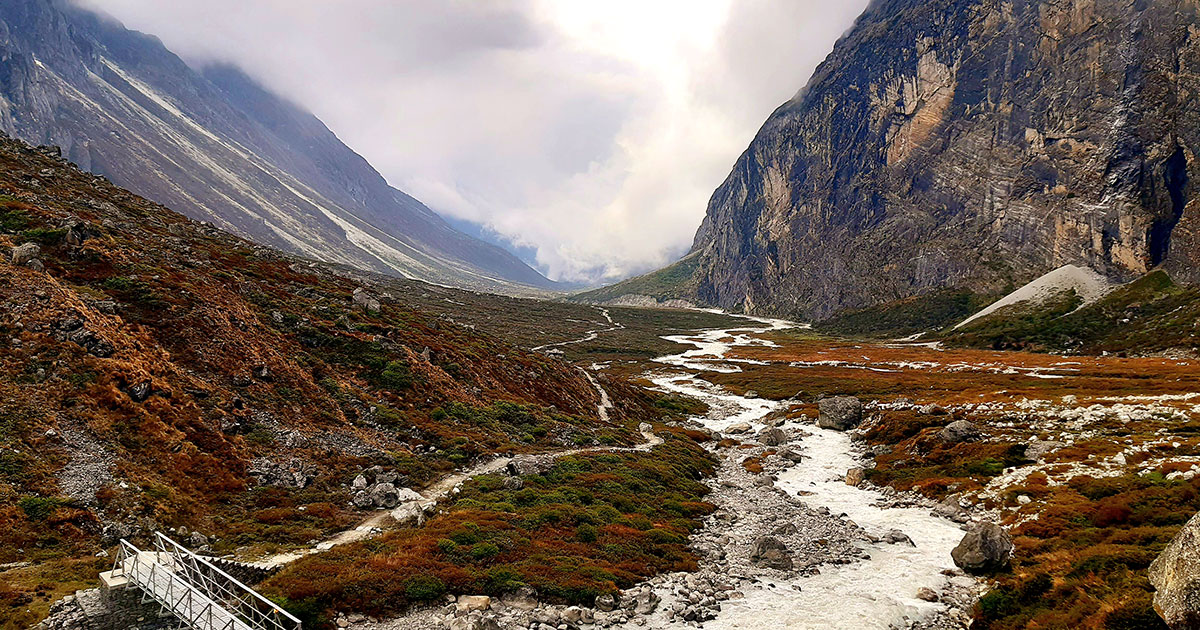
[368,483,401,508]
[749,536,793,570]
[503,586,539,611]
[632,588,661,615]
[390,501,426,527]
[1026,440,1063,462]
[1017,495,1032,506]
[126,380,152,403]
[594,593,617,612]
[352,288,381,313]
[916,587,939,602]
[743,390,759,398]
[507,454,555,476]
[456,595,491,613]
[351,474,368,490]
[777,447,804,463]
[725,422,752,435]
[845,467,865,487]
[882,529,914,546]
[10,242,40,266]
[939,420,980,443]
[758,427,787,446]
[951,522,1014,574]
[252,365,273,381]
[187,532,208,549]
[503,476,524,491]
[817,396,862,431]
[1150,510,1200,629]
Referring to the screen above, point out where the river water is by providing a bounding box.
[651,316,968,629]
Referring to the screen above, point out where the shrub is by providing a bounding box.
[404,575,446,601]
[18,496,66,521]
[576,523,598,543]
[375,360,414,392]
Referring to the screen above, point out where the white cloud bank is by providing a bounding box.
[76,0,869,283]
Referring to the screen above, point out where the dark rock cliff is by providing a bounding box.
[690,0,1200,319]
[0,0,558,293]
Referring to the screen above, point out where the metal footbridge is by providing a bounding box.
[102,532,301,630]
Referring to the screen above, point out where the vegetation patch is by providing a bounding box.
[263,433,716,626]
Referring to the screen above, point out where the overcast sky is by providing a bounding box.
[75,0,868,283]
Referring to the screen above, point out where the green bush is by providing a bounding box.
[18,496,65,521]
[403,575,446,601]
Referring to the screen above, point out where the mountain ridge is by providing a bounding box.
[0,0,559,294]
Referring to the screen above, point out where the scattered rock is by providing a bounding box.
[951,522,1013,574]
[749,536,793,570]
[758,427,787,447]
[1149,510,1200,630]
[503,586,539,611]
[882,529,914,546]
[352,287,381,313]
[125,380,152,403]
[818,396,863,430]
[845,467,865,487]
[1026,440,1063,462]
[916,587,939,602]
[725,422,752,435]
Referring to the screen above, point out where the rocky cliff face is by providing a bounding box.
[690,0,1200,319]
[0,0,557,293]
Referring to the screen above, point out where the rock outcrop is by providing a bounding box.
[685,0,1200,320]
[1150,511,1200,629]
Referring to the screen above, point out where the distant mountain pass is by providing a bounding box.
[0,0,559,293]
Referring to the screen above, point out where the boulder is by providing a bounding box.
[10,243,40,266]
[818,396,863,431]
[1150,510,1200,629]
[368,483,400,508]
[390,501,426,527]
[594,593,617,612]
[882,529,914,546]
[507,454,554,476]
[1026,440,1063,462]
[845,467,865,487]
[750,536,793,570]
[758,427,787,447]
[939,420,980,443]
[724,422,752,435]
[951,522,1013,574]
[456,595,491,613]
[632,588,661,615]
[916,587,939,602]
[502,476,523,491]
[502,586,539,611]
[777,447,804,463]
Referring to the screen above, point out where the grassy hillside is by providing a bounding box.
[568,251,703,305]
[813,289,996,338]
[940,270,1200,354]
[0,138,698,628]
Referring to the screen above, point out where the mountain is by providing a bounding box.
[671,0,1200,320]
[0,0,558,294]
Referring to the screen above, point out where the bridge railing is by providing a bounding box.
[111,533,301,630]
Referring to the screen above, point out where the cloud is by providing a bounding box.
[73,0,869,283]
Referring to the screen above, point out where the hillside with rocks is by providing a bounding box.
[0,131,669,628]
[0,0,557,294]
[657,0,1200,321]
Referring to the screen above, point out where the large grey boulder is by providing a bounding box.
[939,420,980,443]
[749,535,793,570]
[1150,511,1200,629]
[951,522,1013,574]
[818,396,863,431]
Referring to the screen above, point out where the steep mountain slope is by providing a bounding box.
[0,0,556,293]
[0,132,661,627]
[686,0,1200,320]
